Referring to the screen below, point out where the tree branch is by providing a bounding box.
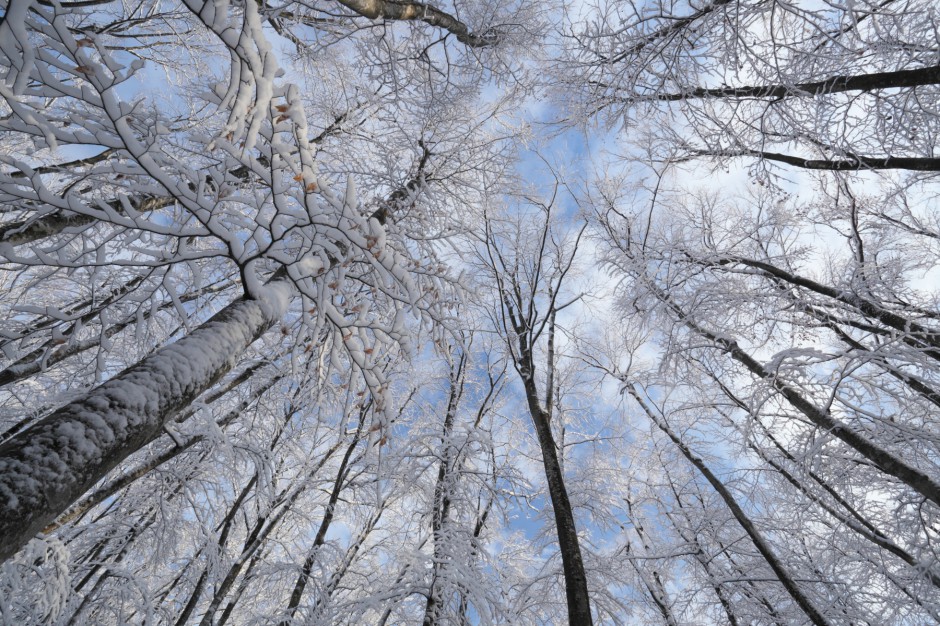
[332,0,499,47]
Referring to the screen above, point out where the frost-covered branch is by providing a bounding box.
[332,0,499,46]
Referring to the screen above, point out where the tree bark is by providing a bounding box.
[510,303,593,625]
[488,210,594,625]
[332,0,498,47]
[640,64,940,102]
[628,387,833,626]
[701,149,940,171]
[649,281,940,506]
[528,405,594,626]
[285,427,363,617]
[0,282,291,562]
[422,352,465,626]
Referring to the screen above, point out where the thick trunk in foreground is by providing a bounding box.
[0,282,291,562]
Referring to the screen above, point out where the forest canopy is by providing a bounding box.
[0,0,939,623]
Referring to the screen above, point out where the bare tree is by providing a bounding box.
[477,193,595,624]
[584,177,940,623]
[561,0,940,177]
[3,0,939,621]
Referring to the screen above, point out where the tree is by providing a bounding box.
[0,286,291,562]
[582,178,940,623]
[0,0,533,621]
[558,0,940,620]
[476,192,595,625]
[3,0,940,622]
[561,0,940,176]
[0,0,522,553]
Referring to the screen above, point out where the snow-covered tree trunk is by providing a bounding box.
[0,283,292,562]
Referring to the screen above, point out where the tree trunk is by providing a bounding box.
[285,428,363,617]
[652,281,940,506]
[646,64,940,102]
[0,282,291,562]
[629,387,833,626]
[422,353,465,626]
[529,407,593,626]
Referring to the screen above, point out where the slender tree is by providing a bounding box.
[478,195,594,625]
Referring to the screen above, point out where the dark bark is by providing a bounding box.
[605,0,733,64]
[284,425,364,617]
[528,405,593,626]
[628,387,832,626]
[774,290,940,411]
[302,504,387,621]
[422,352,466,626]
[651,281,940,506]
[66,461,202,623]
[708,379,940,589]
[508,303,592,625]
[834,332,940,409]
[375,536,433,626]
[333,0,499,47]
[0,195,176,246]
[214,545,268,626]
[623,497,678,626]
[370,140,433,226]
[664,483,741,626]
[174,474,259,626]
[753,439,940,588]
[487,211,593,625]
[197,437,346,625]
[710,258,940,352]
[704,149,940,171]
[456,494,493,626]
[639,64,940,102]
[705,370,913,540]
